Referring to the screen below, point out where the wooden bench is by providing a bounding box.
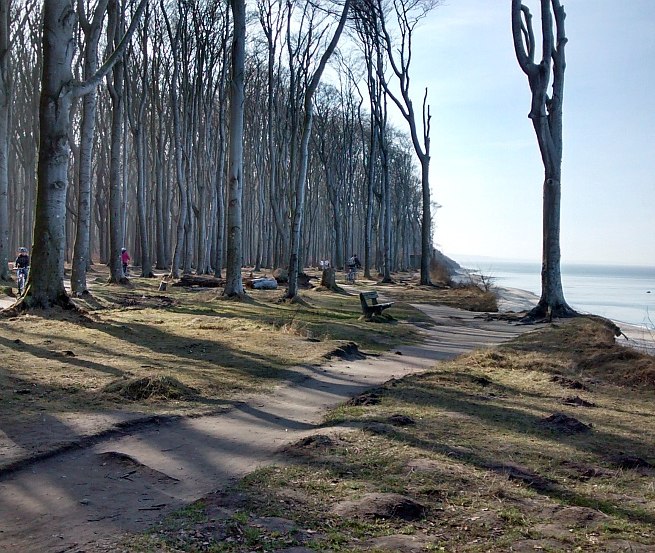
[359,291,394,320]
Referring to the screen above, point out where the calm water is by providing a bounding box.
[459,260,655,328]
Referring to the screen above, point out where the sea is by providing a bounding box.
[457,259,655,329]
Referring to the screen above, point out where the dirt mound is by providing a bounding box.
[488,462,553,491]
[539,412,592,434]
[551,375,588,390]
[561,395,596,407]
[325,341,366,361]
[332,492,426,521]
[103,375,197,400]
[293,434,335,449]
[347,390,382,406]
[387,414,416,426]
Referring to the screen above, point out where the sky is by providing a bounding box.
[396,0,655,267]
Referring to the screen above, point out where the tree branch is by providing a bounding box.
[73,0,147,98]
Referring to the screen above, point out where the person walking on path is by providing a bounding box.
[121,248,131,277]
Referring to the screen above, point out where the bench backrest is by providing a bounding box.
[360,291,378,300]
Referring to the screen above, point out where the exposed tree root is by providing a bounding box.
[107,276,132,286]
[278,294,312,307]
[220,290,250,302]
[521,301,578,323]
[1,291,88,318]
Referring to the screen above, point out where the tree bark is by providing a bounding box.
[286,0,351,299]
[17,0,145,309]
[511,0,575,320]
[0,0,10,282]
[223,0,246,297]
[106,0,127,284]
[71,0,109,295]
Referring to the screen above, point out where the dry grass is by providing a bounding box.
[135,317,655,552]
[380,281,498,313]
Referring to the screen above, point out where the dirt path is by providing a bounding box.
[0,305,530,552]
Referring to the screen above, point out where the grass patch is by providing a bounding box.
[380,282,498,313]
[136,317,655,552]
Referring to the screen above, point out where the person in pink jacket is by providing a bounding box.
[121,248,131,277]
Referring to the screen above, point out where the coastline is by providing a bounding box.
[493,284,655,355]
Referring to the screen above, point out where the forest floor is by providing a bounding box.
[0,267,654,552]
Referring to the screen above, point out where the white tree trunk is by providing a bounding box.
[512,0,575,319]
[71,0,109,295]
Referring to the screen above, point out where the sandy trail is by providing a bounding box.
[0,305,532,552]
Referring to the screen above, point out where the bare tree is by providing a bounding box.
[106,0,129,284]
[14,0,146,309]
[70,0,109,295]
[126,3,154,278]
[0,0,10,281]
[285,0,351,300]
[223,0,246,297]
[372,0,438,286]
[512,0,575,319]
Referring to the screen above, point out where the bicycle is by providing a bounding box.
[14,266,29,296]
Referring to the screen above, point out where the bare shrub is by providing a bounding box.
[429,258,452,286]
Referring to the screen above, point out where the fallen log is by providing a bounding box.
[171,274,225,288]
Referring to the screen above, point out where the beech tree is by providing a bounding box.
[3,0,431,303]
[16,0,146,309]
[70,0,110,295]
[285,0,351,299]
[511,0,575,319]
[371,0,437,286]
[125,4,154,278]
[0,0,10,281]
[223,0,246,297]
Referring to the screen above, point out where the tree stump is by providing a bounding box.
[320,268,338,290]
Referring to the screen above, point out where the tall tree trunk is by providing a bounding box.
[162,2,187,278]
[419,154,431,284]
[223,0,246,297]
[132,8,153,278]
[154,124,167,269]
[24,0,76,308]
[71,0,109,295]
[512,0,575,320]
[16,0,145,309]
[107,0,126,284]
[0,0,10,282]
[286,0,351,299]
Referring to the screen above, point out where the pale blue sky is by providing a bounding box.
[402,0,655,266]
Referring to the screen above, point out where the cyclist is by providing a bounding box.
[14,246,30,295]
[346,253,362,283]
